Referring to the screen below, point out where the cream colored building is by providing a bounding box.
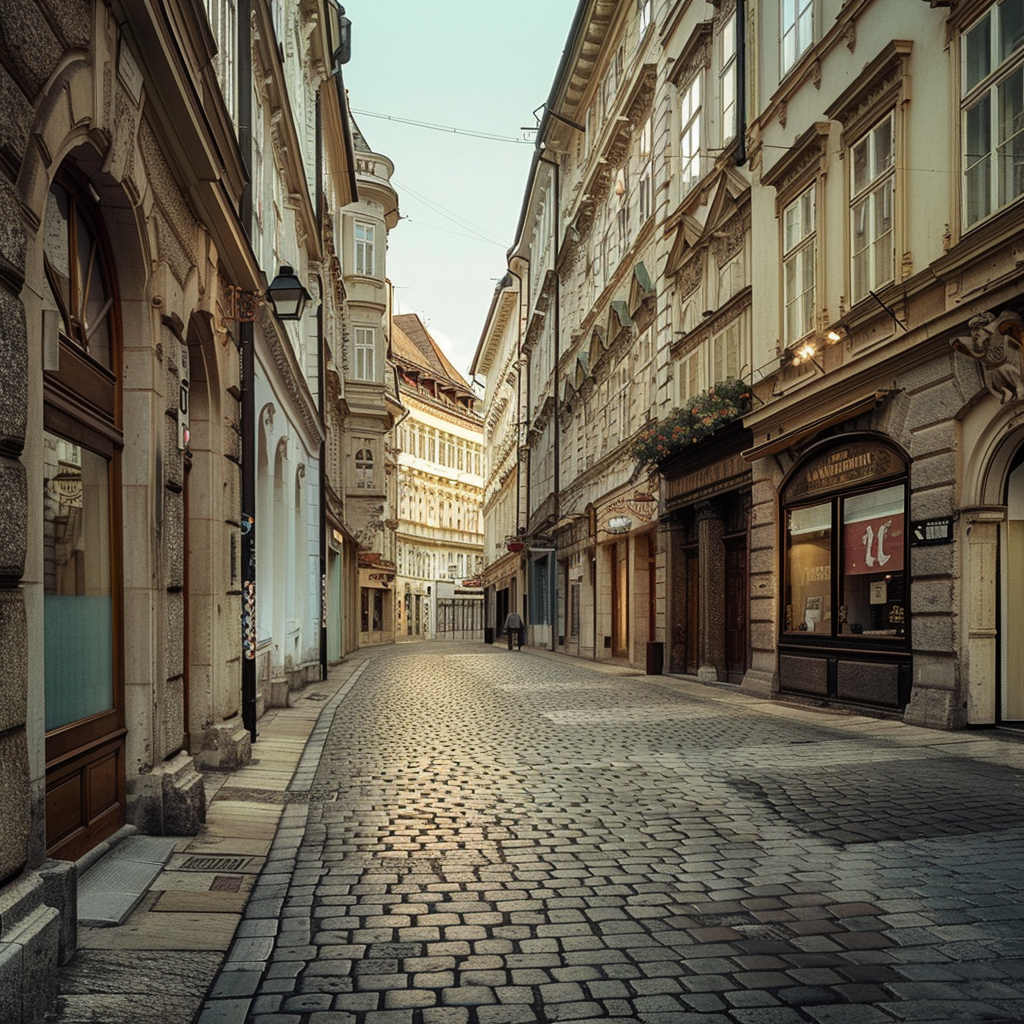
[393,315,484,640]
[0,2,356,1017]
[482,0,1024,729]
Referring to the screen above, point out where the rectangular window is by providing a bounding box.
[638,117,653,223]
[785,502,832,634]
[354,326,375,381]
[355,222,375,276]
[962,0,1024,227]
[638,0,651,38]
[850,114,895,304]
[712,320,744,382]
[781,0,813,76]
[679,349,701,404]
[43,433,114,731]
[783,188,816,343]
[680,76,702,196]
[721,13,738,143]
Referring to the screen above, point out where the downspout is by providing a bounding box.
[238,1,257,742]
[538,150,560,650]
[735,0,747,167]
[316,91,328,682]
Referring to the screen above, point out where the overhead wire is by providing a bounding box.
[350,108,534,145]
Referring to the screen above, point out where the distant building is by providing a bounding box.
[392,314,485,641]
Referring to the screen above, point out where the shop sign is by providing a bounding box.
[664,452,749,507]
[788,442,904,503]
[359,567,394,589]
[843,514,905,575]
[911,517,954,545]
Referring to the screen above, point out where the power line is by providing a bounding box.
[394,176,511,248]
[351,108,533,145]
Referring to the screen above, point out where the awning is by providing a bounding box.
[741,390,893,462]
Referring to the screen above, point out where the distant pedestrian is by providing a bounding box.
[503,610,524,650]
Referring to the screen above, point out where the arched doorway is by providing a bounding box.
[41,164,126,860]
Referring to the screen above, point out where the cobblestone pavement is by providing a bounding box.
[197,643,1024,1024]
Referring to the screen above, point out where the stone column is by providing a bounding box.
[962,506,1004,725]
[696,501,726,681]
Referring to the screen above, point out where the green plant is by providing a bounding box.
[631,376,751,467]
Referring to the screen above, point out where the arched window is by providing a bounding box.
[355,446,374,488]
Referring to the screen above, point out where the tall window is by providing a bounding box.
[712,319,745,382]
[44,183,115,367]
[354,221,375,276]
[638,0,651,37]
[354,326,375,381]
[638,117,653,223]
[355,446,374,489]
[783,188,816,343]
[680,76,702,196]
[850,114,895,303]
[721,13,738,143]
[962,0,1024,228]
[781,0,813,76]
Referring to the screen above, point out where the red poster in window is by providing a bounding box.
[844,513,904,575]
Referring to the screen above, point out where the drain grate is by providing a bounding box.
[179,855,252,872]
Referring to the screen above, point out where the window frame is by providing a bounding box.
[960,0,1024,229]
[781,0,813,78]
[721,11,738,145]
[849,112,896,305]
[354,220,375,277]
[782,186,817,345]
[679,73,703,198]
[353,325,376,382]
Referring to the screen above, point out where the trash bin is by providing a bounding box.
[484,626,494,645]
[645,641,663,675]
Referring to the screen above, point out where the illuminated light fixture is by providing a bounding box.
[826,328,843,344]
[792,341,818,366]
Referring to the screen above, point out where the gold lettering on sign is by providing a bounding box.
[786,442,903,503]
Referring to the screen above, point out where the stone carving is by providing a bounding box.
[950,310,1024,404]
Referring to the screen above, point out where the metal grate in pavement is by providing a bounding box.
[179,855,252,872]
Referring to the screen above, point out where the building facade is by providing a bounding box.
[0,2,357,1019]
[479,0,1024,731]
[393,314,485,641]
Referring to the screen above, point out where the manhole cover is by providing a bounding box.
[179,855,252,872]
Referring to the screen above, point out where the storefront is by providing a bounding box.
[777,435,911,708]
[661,424,752,683]
[358,557,395,646]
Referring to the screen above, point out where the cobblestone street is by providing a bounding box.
[197,644,1024,1024]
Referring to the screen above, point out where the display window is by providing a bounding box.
[782,439,908,643]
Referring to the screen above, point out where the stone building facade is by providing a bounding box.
[479,0,1024,729]
[392,314,484,641]
[0,2,357,1019]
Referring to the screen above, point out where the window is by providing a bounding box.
[781,0,813,76]
[43,434,115,730]
[638,0,651,38]
[783,187,816,343]
[354,326,375,381]
[638,117,653,223]
[850,114,895,303]
[355,221,375,276]
[679,349,701,405]
[962,0,1024,227]
[355,447,374,489]
[679,76,702,196]
[721,13,738,144]
[782,441,907,641]
[712,319,745,382]
[44,183,115,368]
[361,588,385,632]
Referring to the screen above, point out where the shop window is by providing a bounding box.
[783,440,907,642]
[43,434,114,729]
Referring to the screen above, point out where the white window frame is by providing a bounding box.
[353,326,376,381]
[354,445,374,489]
[638,0,651,38]
[850,113,895,304]
[721,12,738,145]
[638,117,653,224]
[781,0,813,77]
[961,1,1024,229]
[354,222,375,276]
[783,187,816,344]
[678,349,701,406]
[712,319,745,383]
[679,75,702,197]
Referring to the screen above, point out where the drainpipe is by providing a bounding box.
[239,1,257,741]
[316,91,328,682]
[505,261,528,616]
[538,150,560,650]
[735,0,747,167]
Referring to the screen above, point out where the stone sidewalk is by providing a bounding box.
[193,643,1024,1024]
[49,658,370,1024]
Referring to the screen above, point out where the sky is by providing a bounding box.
[343,0,578,382]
